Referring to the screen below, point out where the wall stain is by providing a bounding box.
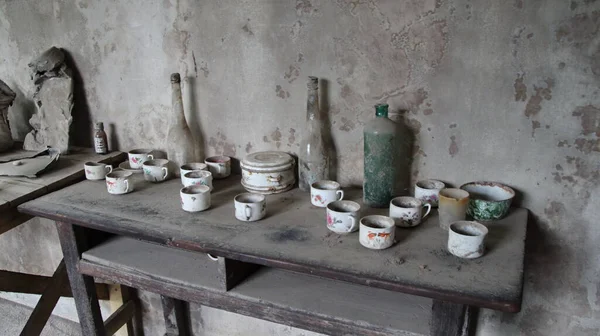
[271,127,282,149]
[245,142,253,153]
[275,85,290,99]
[263,135,270,143]
[514,73,527,101]
[574,138,600,153]
[514,0,524,9]
[284,53,304,83]
[571,1,578,10]
[288,128,296,145]
[572,105,600,136]
[449,135,459,157]
[524,78,554,118]
[339,117,356,131]
[423,108,433,115]
[558,140,570,147]
[242,19,254,36]
[296,0,317,16]
[407,118,422,134]
[290,20,304,41]
[208,131,236,157]
[449,123,457,129]
[531,120,541,138]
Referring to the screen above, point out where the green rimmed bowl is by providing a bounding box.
[460,182,515,221]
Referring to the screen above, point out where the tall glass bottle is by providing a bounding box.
[364,103,396,208]
[167,73,196,173]
[299,76,329,191]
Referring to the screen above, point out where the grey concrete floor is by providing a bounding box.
[0,298,80,336]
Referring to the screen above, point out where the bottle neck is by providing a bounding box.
[171,81,186,125]
[306,89,319,121]
[375,104,389,118]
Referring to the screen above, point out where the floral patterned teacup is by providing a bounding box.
[310,180,344,207]
[106,171,134,195]
[142,159,170,183]
[84,162,113,181]
[205,156,231,179]
[128,149,154,169]
[326,200,360,234]
[180,185,211,212]
[182,171,213,191]
[414,179,445,207]
[389,196,432,227]
[359,215,395,250]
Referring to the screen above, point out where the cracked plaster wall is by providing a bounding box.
[1,0,599,335]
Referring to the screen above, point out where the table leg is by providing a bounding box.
[161,295,191,336]
[430,300,477,336]
[56,222,106,336]
[121,285,144,336]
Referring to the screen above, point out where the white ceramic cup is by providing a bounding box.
[311,180,344,207]
[128,149,154,169]
[106,171,134,195]
[182,171,213,191]
[359,215,396,250]
[180,185,211,212]
[326,200,360,234]
[180,162,208,183]
[84,162,113,180]
[389,196,432,227]
[448,221,488,259]
[205,156,231,179]
[414,179,445,207]
[234,193,266,222]
[142,159,170,182]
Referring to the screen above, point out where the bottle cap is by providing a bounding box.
[94,122,104,130]
[307,76,318,90]
[171,73,181,83]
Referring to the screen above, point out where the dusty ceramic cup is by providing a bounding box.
[460,181,515,221]
[414,179,445,207]
[311,180,344,207]
[438,188,470,230]
[205,156,231,179]
[234,193,266,222]
[128,149,154,169]
[180,162,208,183]
[326,200,360,234]
[448,221,488,259]
[359,215,395,250]
[182,171,213,191]
[142,159,170,182]
[106,171,134,195]
[84,162,113,181]
[180,185,211,212]
[389,196,432,227]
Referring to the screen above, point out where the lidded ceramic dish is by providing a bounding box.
[240,151,295,194]
[460,181,515,221]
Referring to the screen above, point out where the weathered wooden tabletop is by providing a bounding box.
[19,176,527,312]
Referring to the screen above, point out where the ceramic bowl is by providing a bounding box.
[460,181,515,221]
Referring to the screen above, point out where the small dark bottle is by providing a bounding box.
[93,122,108,154]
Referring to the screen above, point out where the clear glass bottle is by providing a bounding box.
[167,73,196,172]
[298,76,329,191]
[93,122,108,154]
[364,103,397,208]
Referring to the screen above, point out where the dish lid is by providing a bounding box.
[241,151,294,170]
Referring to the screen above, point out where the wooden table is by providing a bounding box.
[0,147,126,335]
[19,176,527,336]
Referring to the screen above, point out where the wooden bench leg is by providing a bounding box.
[161,296,191,336]
[56,222,106,336]
[19,260,68,336]
[121,285,144,336]
[430,300,477,336]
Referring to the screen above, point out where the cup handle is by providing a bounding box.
[105,165,113,174]
[207,254,219,261]
[147,154,154,161]
[349,215,358,231]
[422,203,432,219]
[218,164,226,175]
[124,180,130,193]
[336,190,344,200]
[244,205,252,220]
[162,167,168,180]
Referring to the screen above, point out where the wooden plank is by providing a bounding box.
[430,300,475,336]
[56,222,106,336]
[161,296,191,336]
[81,236,431,336]
[19,260,68,336]
[120,285,143,336]
[104,300,136,336]
[20,178,527,312]
[217,257,260,291]
[0,270,109,299]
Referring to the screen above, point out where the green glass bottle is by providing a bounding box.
[363,104,396,208]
